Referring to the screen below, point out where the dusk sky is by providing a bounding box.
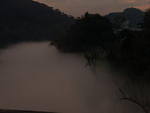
[34,0,150,16]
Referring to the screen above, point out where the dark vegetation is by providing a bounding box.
[0,0,150,112]
[0,0,74,48]
[1,0,149,78]
[51,12,114,53]
[51,8,150,112]
[52,8,150,79]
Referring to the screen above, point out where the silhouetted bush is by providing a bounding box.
[53,13,114,53]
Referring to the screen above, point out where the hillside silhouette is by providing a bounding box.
[0,0,74,47]
[106,8,144,30]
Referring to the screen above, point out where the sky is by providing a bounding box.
[34,0,150,17]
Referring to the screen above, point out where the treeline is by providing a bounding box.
[0,0,74,48]
[51,8,150,78]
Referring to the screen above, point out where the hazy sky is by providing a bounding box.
[34,0,150,16]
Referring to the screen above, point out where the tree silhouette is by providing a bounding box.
[54,13,114,50]
[52,12,115,65]
[118,80,150,113]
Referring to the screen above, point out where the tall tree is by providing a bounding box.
[55,13,114,53]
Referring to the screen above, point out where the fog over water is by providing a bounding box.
[0,42,143,113]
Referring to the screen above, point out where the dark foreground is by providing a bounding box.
[0,110,57,113]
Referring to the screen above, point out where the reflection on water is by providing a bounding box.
[0,42,143,113]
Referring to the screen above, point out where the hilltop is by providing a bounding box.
[106,8,144,30]
[0,0,74,47]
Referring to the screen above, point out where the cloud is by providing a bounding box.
[120,0,149,5]
[135,4,150,11]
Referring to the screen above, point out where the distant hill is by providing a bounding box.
[106,8,144,30]
[0,109,57,113]
[0,0,74,47]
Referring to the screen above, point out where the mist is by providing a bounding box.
[0,42,143,113]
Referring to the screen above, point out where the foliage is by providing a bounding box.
[53,12,114,53]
